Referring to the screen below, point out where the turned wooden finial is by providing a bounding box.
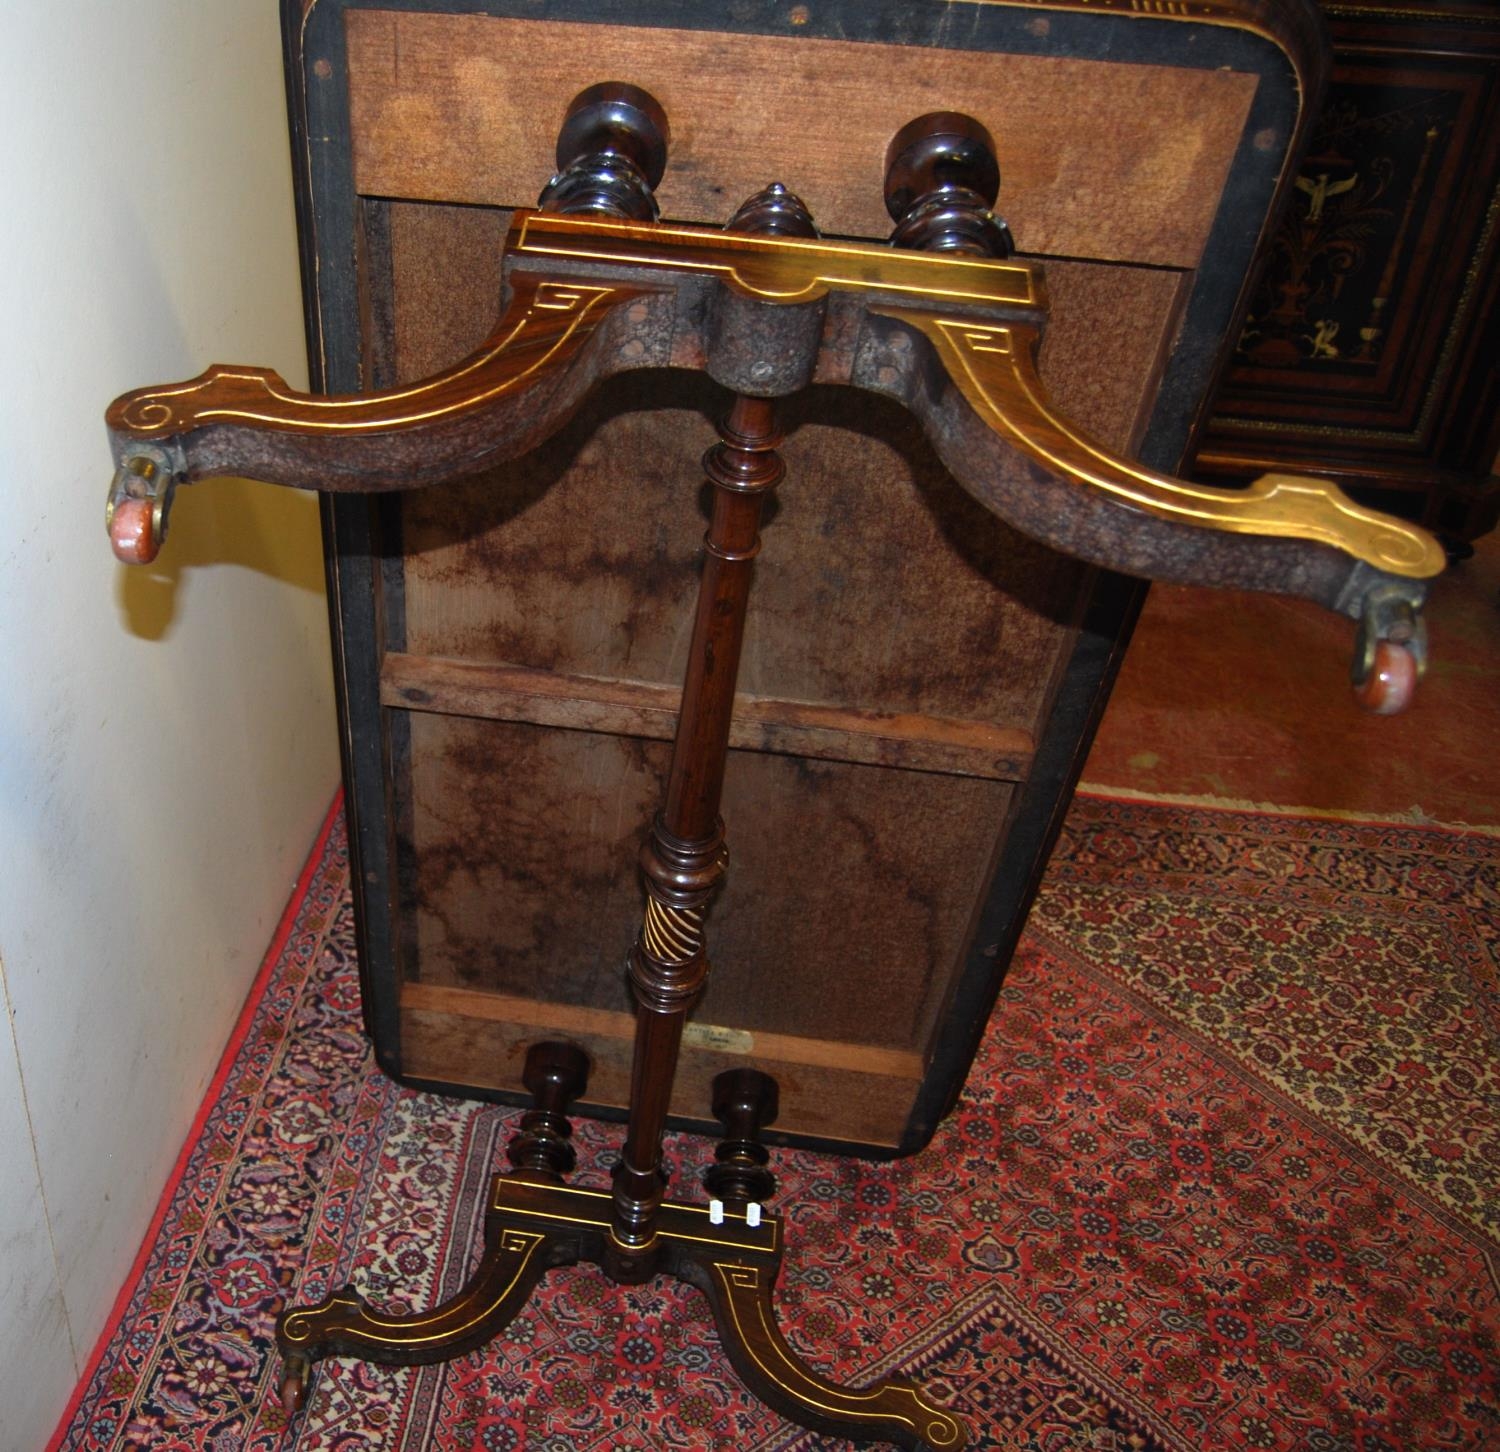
[725,182,819,238]
[538,81,670,221]
[506,1041,591,1181]
[704,1068,780,1207]
[884,111,1014,257]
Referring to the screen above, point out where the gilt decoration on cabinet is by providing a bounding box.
[1200,4,1500,543]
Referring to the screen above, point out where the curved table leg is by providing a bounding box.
[690,1255,966,1451]
[274,1220,572,1411]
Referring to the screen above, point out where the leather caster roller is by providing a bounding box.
[1355,639,1418,715]
[106,454,173,564]
[1351,584,1426,715]
[278,1353,311,1417]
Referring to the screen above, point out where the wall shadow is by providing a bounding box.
[114,477,326,641]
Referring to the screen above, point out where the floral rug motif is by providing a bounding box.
[53,796,1499,1451]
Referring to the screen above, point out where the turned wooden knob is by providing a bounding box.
[507,1040,590,1180]
[539,82,669,220]
[704,1068,780,1206]
[1354,639,1417,715]
[884,111,1013,257]
[520,1038,590,1104]
[725,182,819,238]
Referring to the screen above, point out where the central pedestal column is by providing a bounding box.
[612,393,784,1253]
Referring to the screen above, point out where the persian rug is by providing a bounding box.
[52,795,1499,1451]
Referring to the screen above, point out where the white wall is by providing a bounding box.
[0,5,338,1446]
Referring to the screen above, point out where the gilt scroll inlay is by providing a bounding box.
[891,310,1446,581]
[109,280,631,440]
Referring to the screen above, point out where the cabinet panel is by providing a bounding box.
[290,0,1323,1152]
[1200,2,1500,540]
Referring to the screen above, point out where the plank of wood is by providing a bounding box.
[382,651,1037,781]
[345,9,1256,268]
[402,981,926,1081]
[401,983,924,1147]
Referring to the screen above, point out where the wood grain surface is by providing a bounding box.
[401,984,924,1148]
[345,9,1256,267]
[373,198,1187,1143]
[403,714,1012,1048]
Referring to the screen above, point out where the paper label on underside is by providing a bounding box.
[683,1023,754,1054]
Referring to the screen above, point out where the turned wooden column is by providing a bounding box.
[611,183,815,1251]
[611,393,784,1246]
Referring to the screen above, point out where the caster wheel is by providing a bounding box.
[109,496,158,564]
[1354,639,1417,715]
[279,1355,311,1417]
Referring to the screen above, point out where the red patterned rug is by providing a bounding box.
[52,795,1499,1451]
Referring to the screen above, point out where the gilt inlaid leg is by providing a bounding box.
[674,1247,966,1451]
[275,1041,593,1412]
[274,1225,571,1411]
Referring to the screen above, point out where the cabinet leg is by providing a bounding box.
[282,1177,968,1448]
[275,1039,589,1411]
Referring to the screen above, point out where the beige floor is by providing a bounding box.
[1082,527,1500,828]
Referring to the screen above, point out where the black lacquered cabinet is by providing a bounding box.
[1199,0,1499,544]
